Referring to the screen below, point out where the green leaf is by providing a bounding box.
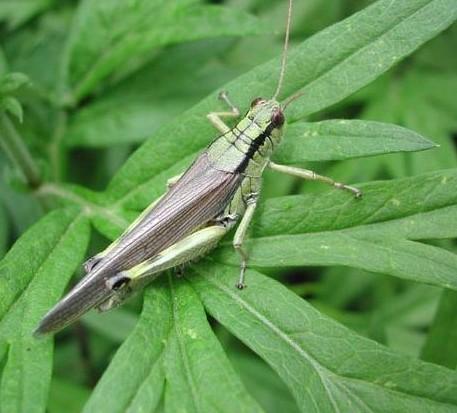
[81,309,137,343]
[3,10,70,99]
[273,120,436,163]
[366,284,440,353]
[48,378,90,413]
[190,264,457,412]
[0,72,29,95]
[228,351,300,413]
[63,1,270,103]
[216,232,457,291]
[253,169,457,237]
[0,47,7,76]
[107,0,457,210]
[0,208,90,413]
[0,203,8,259]
[1,96,23,123]
[0,0,54,29]
[421,289,457,369]
[84,278,261,413]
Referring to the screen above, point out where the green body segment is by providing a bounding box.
[207,99,284,217]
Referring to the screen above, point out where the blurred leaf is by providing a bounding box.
[0,72,29,123]
[0,179,43,234]
[274,120,436,163]
[0,47,7,75]
[415,24,457,71]
[0,0,54,29]
[63,1,270,103]
[361,70,457,178]
[82,308,137,343]
[190,264,457,412]
[228,351,300,413]
[65,39,239,148]
[1,96,23,122]
[0,72,29,95]
[3,9,72,99]
[368,284,440,353]
[0,202,8,259]
[421,289,457,369]
[401,71,457,175]
[0,208,90,413]
[48,378,90,413]
[317,267,379,309]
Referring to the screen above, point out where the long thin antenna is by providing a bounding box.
[272,0,293,100]
[282,90,304,110]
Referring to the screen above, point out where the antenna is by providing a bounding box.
[282,90,304,110]
[272,0,293,100]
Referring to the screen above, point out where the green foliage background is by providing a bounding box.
[0,0,457,412]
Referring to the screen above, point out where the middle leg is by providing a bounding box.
[268,161,362,198]
[233,194,259,289]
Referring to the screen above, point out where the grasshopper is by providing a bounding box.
[35,0,361,335]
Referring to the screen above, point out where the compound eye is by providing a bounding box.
[250,97,265,108]
[271,109,285,127]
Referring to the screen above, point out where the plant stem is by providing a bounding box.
[36,182,129,229]
[0,112,41,188]
[48,110,67,182]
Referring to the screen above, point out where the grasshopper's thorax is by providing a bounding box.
[208,97,285,177]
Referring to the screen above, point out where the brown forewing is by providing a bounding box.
[99,152,241,272]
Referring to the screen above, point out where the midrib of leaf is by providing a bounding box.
[195,268,457,409]
[168,276,201,413]
[334,381,373,413]
[216,276,339,413]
